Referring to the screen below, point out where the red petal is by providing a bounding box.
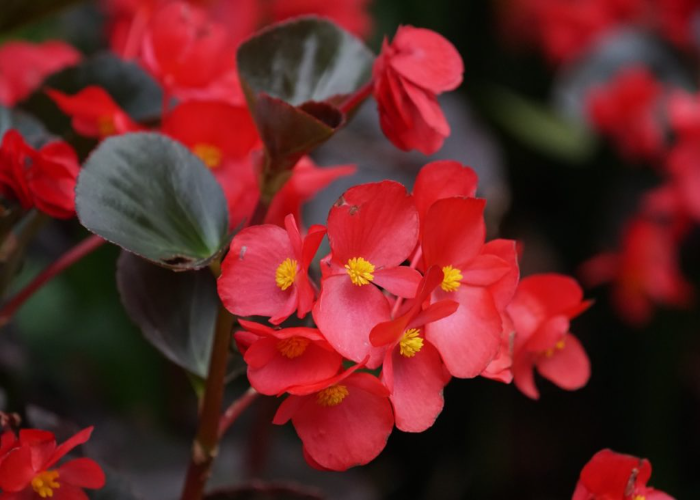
[480,239,520,312]
[313,275,390,368]
[51,484,89,500]
[247,341,343,396]
[47,427,93,468]
[460,254,512,286]
[272,395,306,425]
[422,197,486,269]
[217,224,297,321]
[59,458,106,488]
[425,285,501,378]
[413,160,478,223]
[536,335,590,391]
[373,266,421,298]
[19,430,55,471]
[389,26,463,93]
[512,352,539,400]
[579,449,652,497]
[327,181,418,268]
[387,341,446,432]
[0,446,35,491]
[243,337,279,370]
[408,299,459,328]
[524,315,569,353]
[292,373,394,471]
[162,100,258,159]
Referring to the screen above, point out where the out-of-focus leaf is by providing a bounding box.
[205,482,325,500]
[21,52,162,138]
[116,251,219,378]
[0,0,82,33]
[76,133,229,271]
[237,17,373,191]
[90,467,144,500]
[553,28,695,122]
[482,85,596,163]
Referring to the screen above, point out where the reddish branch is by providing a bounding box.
[0,234,105,325]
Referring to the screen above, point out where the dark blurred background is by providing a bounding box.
[1,1,699,499]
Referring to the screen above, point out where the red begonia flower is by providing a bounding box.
[580,217,693,326]
[373,26,463,155]
[265,157,357,228]
[649,0,700,51]
[370,266,457,432]
[218,214,325,324]
[313,181,421,368]
[161,99,259,223]
[667,89,700,141]
[508,274,592,400]
[504,0,640,64]
[420,197,514,378]
[572,449,674,500]
[0,130,80,219]
[273,364,394,471]
[412,160,478,225]
[235,319,343,396]
[0,427,105,499]
[587,66,664,162]
[46,86,142,139]
[270,0,373,38]
[0,41,80,106]
[479,239,520,383]
[665,141,700,222]
[141,2,235,99]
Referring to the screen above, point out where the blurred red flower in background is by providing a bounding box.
[373,26,464,155]
[573,449,674,500]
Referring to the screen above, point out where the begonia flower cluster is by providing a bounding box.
[218,161,593,470]
[0,426,105,499]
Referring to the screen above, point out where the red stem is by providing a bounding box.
[338,80,374,115]
[0,234,105,325]
[218,387,259,439]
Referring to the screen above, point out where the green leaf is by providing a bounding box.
[116,251,219,378]
[89,467,144,500]
[76,132,229,270]
[482,85,596,163]
[21,52,162,138]
[237,17,373,192]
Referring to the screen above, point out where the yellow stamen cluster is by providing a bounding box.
[399,328,424,357]
[32,470,60,498]
[544,338,566,358]
[97,116,117,137]
[317,385,349,407]
[275,258,298,290]
[193,143,223,169]
[345,257,375,286]
[276,337,310,359]
[633,496,646,500]
[441,265,463,292]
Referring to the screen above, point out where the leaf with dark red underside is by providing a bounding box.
[76,133,229,271]
[116,251,219,378]
[237,17,374,188]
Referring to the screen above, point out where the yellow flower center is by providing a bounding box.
[97,116,117,137]
[399,328,424,357]
[275,258,298,291]
[544,338,566,358]
[276,337,310,359]
[31,470,60,498]
[441,265,463,292]
[193,143,223,169]
[316,385,349,407]
[345,257,375,286]
[633,496,646,500]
